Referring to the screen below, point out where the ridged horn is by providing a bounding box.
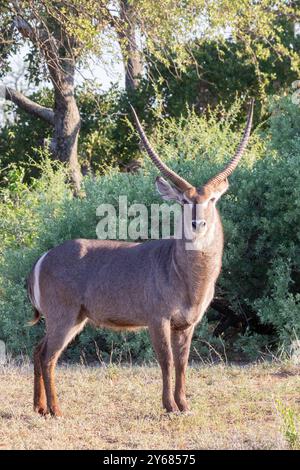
[130,105,193,191]
[205,99,254,187]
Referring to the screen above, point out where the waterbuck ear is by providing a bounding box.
[210,178,229,202]
[155,176,184,203]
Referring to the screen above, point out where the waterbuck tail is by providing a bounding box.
[28,308,41,326]
[26,270,41,326]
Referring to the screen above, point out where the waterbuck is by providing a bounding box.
[27,101,254,416]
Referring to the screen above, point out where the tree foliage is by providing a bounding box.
[1,0,298,190]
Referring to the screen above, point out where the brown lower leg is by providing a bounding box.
[33,340,47,414]
[149,319,178,413]
[174,369,188,411]
[171,326,194,412]
[39,315,88,417]
[41,353,62,417]
[161,361,178,412]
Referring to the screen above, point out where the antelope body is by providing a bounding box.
[28,102,253,416]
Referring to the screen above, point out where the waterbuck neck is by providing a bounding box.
[171,209,224,306]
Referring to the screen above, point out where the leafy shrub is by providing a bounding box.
[221,96,300,352]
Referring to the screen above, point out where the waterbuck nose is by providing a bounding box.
[192,219,207,230]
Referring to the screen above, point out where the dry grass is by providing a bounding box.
[0,361,299,450]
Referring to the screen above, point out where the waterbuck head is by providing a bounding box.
[131,101,254,244]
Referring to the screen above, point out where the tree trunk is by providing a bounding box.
[52,77,82,194]
[4,81,82,194]
[119,0,142,92]
[124,44,142,92]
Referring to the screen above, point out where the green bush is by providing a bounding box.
[222,96,300,353]
[0,96,299,362]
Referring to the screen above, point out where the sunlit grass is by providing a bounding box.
[0,362,299,450]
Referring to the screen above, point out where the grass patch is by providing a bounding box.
[0,362,299,450]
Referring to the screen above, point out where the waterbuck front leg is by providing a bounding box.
[148,318,179,413]
[171,325,194,412]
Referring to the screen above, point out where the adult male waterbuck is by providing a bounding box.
[28,100,254,416]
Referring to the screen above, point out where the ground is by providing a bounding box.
[0,361,299,450]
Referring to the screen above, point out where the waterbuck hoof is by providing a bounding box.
[175,400,190,412]
[34,405,49,416]
[164,401,180,413]
[50,406,63,418]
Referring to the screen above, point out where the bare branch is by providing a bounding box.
[13,16,35,41]
[3,86,54,125]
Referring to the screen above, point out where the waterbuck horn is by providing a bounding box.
[205,99,254,188]
[131,105,193,192]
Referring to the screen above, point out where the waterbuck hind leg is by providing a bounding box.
[171,325,194,412]
[148,319,179,413]
[33,338,47,415]
[40,311,87,417]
